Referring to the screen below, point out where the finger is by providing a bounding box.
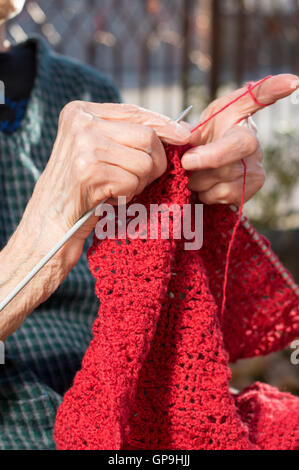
[90,163,140,206]
[188,161,244,192]
[188,148,263,193]
[92,119,167,182]
[96,140,153,194]
[78,164,141,235]
[243,74,299,116]
[211,74,299,127]
[198,173,265,206]
[80,128,154,194]
[182,126,258,170]
[81,102,191,145]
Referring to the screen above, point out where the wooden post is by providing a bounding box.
[181,0,193,109]
[235,0,246,86]
[210,0,221,100]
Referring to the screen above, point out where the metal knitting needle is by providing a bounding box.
[174,105,193,124]
[0,105,193,312]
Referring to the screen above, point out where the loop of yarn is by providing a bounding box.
[246,80,274,108]
[190,75,272,320]
[191,75,272,134]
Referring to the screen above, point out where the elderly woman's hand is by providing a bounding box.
[0,102,192,340]
[181,74,299,206]
[0,103,191,339]
[29,101,192,259]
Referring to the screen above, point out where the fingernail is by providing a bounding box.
[290,79,299,90]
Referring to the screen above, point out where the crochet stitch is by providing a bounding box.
[54,143,299,450]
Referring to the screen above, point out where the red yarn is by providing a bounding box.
[54,147,299,450]
[54,77,299,449]
[220,159,247,321]
[246,80,274,108]
[191,76,271,322]
[191,76,272,133]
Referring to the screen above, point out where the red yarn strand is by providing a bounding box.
[220,159,247,321]
[189,75,272,322]
[246,81,275,108]
[191,75,272,134]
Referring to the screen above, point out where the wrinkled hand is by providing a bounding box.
[181,74,299,206]
[0,102,192,338]
[26,102,191,268]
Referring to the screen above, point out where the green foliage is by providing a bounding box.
[246,130,299,231]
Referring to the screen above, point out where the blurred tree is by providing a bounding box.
[247,130,299,231]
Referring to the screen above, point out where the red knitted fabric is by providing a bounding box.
[54,144,299,450]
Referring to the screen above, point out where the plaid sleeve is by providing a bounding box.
[0,36,123,450]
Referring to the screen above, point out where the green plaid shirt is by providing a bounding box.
[0,36,120,450]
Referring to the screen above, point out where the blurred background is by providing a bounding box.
[7,0,299,394]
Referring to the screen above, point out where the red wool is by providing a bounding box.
[54,142,299,450]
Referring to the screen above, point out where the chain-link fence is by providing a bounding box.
[7,0,299,109]
[7,0,199,117]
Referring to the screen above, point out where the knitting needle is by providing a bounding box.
[0,105,193,312]
[174,105,193,123]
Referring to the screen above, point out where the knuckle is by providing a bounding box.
[142,125,157,152]
[200,184,230,205]
[255,168,266,189]
[72,155,91,184]
[215,184,231,201]
[60,100,82,120]
[73,151,89,172]
[59,101,86,132]
[73,132,91,154]
[140,152,154,176]
[241,129,259,155]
